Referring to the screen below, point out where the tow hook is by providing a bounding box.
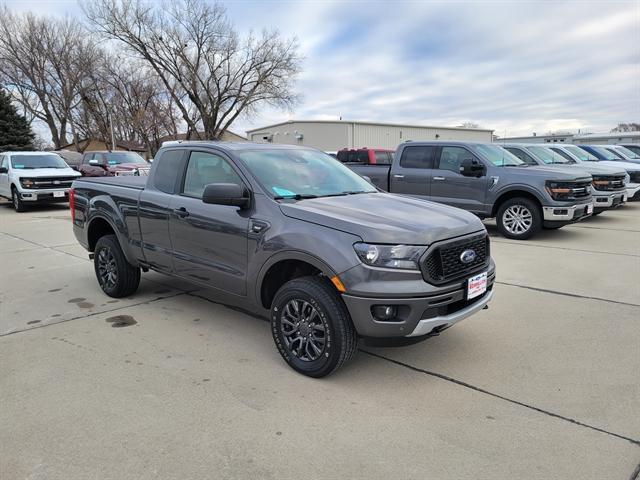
[88,253,95,260]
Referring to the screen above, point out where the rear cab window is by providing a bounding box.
[399,146,437,169]
[153,149,187,194]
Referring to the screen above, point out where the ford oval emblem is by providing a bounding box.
[460,249,477,264]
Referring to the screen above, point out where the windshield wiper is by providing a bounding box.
[273,193,318,200]
[342,190,375,195]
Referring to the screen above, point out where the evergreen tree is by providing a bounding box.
[0,88,35,151]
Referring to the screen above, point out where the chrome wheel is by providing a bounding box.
[281,299,327,362]
[97,247,118,290]
[502,205,533,235]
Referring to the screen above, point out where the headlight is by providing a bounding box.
[20,178,35,188]
[353,243,426,270]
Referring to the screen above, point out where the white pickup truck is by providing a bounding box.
[0,151,80,212]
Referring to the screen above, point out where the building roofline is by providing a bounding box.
[246,119,494,134]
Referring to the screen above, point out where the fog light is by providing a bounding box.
[553,209,568,215]
[372,305,397,321]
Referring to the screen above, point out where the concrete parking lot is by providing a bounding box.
[1,200,639,480]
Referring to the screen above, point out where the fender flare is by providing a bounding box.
[253,250,337,305]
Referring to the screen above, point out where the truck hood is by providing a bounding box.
[108,163,149,172]
[503,165,591,181]
[13,167,81,178]
[593,160,640,173]
[534,163,626,177]
[279,193,485,244]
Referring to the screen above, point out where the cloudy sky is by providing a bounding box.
[3,0,639,138]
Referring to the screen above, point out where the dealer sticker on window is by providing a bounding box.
[467,272,487,300]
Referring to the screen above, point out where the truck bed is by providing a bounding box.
[73,176,147,190]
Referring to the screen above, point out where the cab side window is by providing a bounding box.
[83,153,94,164]
[437,147,474,174]
[182,151,243,199]
[0,156,8,170]
[399,146,436,169]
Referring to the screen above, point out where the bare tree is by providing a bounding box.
[83,0,301,140]
[611,123,640,133]
[0,7,100,148]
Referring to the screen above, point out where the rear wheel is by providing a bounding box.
[11,187,26,212]
[496,197,542,240]
[94,234,140,297]
[271,276,357,378]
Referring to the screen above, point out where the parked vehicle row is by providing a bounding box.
[346,141,595,240]
[501,143,627,215]
[69,142,495,377]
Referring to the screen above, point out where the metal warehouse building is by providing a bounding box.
[500,131,640,145]
[246,120,494,151]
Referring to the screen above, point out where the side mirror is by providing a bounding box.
[0,166,7,174]
[202,183,250,208]
[459,158,485,177]
[361,175,373,184]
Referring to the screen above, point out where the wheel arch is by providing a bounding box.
[491,188,544,217]
[256,251,337,310]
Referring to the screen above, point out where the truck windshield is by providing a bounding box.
[10,154,68,169]
[588,146,619,161]
[612,146,640,159]
[474,144,524,166]
[104,152,146,165]
[237,149,378,199]
[528,146,571,164]
[563,145,599,161]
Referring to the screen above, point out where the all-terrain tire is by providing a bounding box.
[271,276,357,378]
[496,197,542,240]
[94,234,141,298]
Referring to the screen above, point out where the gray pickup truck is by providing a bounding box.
[347,141,594,239]
[70,142,495,377]
[501,143,627,215]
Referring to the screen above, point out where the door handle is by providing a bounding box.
[433,176,445,181]
[173,207,190,218]
[393,174,404,179]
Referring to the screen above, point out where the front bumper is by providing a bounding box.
[542,201,592,222]
[341,269,495,338]
[626,183,640,200]
[18,188,70,202]
[592,191,626,210]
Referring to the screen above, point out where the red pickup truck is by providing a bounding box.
[336,148,394,165]
[77,151,150,177]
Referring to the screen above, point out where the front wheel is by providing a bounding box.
[496,197,542,240]
[271,276,357,378]
[94,234,141,297]
[11,188,27,212]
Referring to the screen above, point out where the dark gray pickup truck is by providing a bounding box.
[347,141,594,239]
[71,142,495,377]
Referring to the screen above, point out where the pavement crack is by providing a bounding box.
[496,281,640,308]
[630,462,640,480]
[0,290,192,338]
[359,349,640,447]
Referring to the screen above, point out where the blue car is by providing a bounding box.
[576,145,640,165]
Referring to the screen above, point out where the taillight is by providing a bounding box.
[69,188,75,222]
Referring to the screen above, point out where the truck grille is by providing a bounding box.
[23,177,76,189]
[422,234,490,285]
[592,175,626,191]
